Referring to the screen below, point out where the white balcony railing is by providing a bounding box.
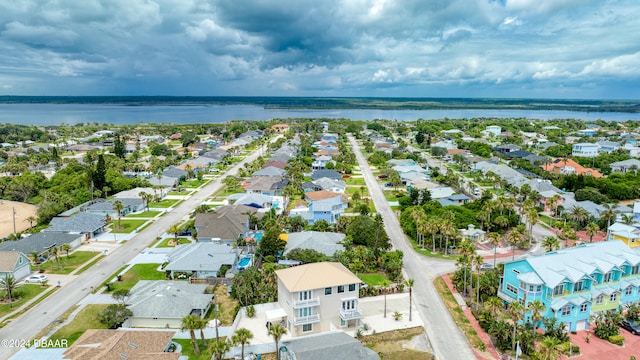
[293,297,320,309]
[340,308,362,320]
[293,313,320,325]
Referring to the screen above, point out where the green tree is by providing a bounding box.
[209,339,232,360]
[97,304,133,329]
[113,200,124,229]
[91,154,107,192]
[585,222,600,243]
[542,236,560,252]
[405,278,414,321]
[232,328,254,360]
[113,135,126,159]
[60,243,71,257]
[528,300,546,330]
[181,314,202,356]
[0,274,18,309]
[168,223,181,241]
[111,289,130,306]
[268,323,287,360]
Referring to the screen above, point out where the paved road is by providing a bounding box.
[348,135,475,360]
[0,137,280,360]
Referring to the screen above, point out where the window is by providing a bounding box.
[512,269,520,274]
[506,284,518,294]
[625,286,633,296]
[342,299,357,311]
[561,306,571,316]
[536,285,542,292]
[610,293,618,302]
[580,303,588,313]
[298,307,313,317]
[302,324,312,332]
[340,319,346,327]
[338,285,345,293]
[325,287,332,296]
[632,265,640,275]
[573,281,585,292]
[349,283,356,292]
[553,284,564,296]
[604,272,613,283]
[596,294,604,305]
[299,290,312,301]
[519,281,527,290]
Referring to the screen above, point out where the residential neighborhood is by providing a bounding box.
[2,117,640,360]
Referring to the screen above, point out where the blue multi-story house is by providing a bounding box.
[498,242,640,332]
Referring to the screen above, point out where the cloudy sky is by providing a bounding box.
[0,0,638,99]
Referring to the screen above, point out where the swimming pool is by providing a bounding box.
[238,255,253,270]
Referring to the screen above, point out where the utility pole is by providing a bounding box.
[13,206,17,236]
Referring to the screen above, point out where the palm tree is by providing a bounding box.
[600,203,616,236]
[585,222,600,243]
[440,220,456,256]
[507,301,524,352]
[268,323,287,360]
[538,336,562,360]
[485,296,503,317]
[473,254,484,307]
[25,215,37,228]
[139,191,151,212]
[61,243,71,258]
[568,205,588,230]
[232,328,254,360]
[112,200,124,229]
[196,316,207,348]
[483,200,496,230]
[488,232,501,268]
[405,278,414,321]
[542,236,560,252]
[381,279,391,318]
[425,217,440,253]
[493,215,510,230]
[181,314,202,355]
[458,240,474,295]
[30,251,40,265]
[50,246,61,269]
[527,300,546,330]
[622,214,634,225]
[209,339,231,360]
[0,274,18,309]
[507,228,524,261]
[168,223,181,241]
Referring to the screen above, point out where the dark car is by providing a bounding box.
[377,174,388,179]
[620,318,640,335]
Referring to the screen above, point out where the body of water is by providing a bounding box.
[1,103,639,126]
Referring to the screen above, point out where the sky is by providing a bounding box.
[0,0,638,99]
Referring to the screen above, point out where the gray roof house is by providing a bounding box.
[162,167,188,180]
[0,251,31,281]
[279,331,380,360]
[0,232,83,257]
[243,176,288,195]
[310,169,342,181]
[83,198,144,218]
[284,231,346,257]
[43,213,106,239]
[610,159,640,173]
[311,177,346,193]
[126,281,213,328]
[164,243,237,279]
[253,166,287,177]
[195,205,260,243]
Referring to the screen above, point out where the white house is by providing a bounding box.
[572,143,599,158]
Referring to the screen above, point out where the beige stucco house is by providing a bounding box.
[275,262,363,337]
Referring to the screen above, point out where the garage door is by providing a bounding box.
[576,320,587,331]
[14,265,31,281]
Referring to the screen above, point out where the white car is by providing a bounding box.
[24,274,48,283]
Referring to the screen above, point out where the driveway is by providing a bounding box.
[348,135,475,360]
[0,136,282,360]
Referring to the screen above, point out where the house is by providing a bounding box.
[577,129,597,137]
[429,186,456,199]
[284,231,346,257]
[162,166,188,181]
[306,196,346,225]
[275,262,363,337]
[572,143,599,158]
[271,123,291,133]
[596,140,620,153]
[83,198,145,218]
[311,177,346,194]
[312,155,335,170]
[194,204,259,243]
[448,194,471,205]
[126,281,213,328]
[387,159,417,167]
[310,169,342,181]
[263,160,288,170]
[63,329,179,360]
[0,251,31,281]
[609,159,640,173]
[164,243,237,279]
[43,213,107,240]
[253,166,288,177]
[494,144,522,156]
[537,141,560,151]
[485,125,502,137]
[608,222,640,248]
[228,192,275,209]
[243,176,288,195]
[497,241,640,332]
[541,158,603,178]
[279,331,380,360]
[459,224,485,242]
[0,232,83,260]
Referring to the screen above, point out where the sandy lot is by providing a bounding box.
[0,200,38,239]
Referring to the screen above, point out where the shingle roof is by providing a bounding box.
[45,213,106,234]
[253,166,287,177]
[276,262,361,292]
[284,231,346,257]
[0,232,81,254]
[0,251,22,272]
[63,329,178,360]
[165,243,236,273]
[310,169,342,180]
[281,331,380,360]
[127,281,212,319]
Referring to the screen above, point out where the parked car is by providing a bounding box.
[378,174,388,179]
[479,263,494,271]
[24,274,48,283]
[620,318,640,335]
[473,188,481,196]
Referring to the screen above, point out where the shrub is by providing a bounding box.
[392,311,403,321]
[609,334,624,346]
[246,305,256,318]
[558,342,580,355]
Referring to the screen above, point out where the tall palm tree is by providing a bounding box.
[507,301,524,352]
[232,328,254,360]
[196,316,207,349]
[405,278,415,321]
[112,200,124,229]
[181,314,202,355]
[0,274,18,309]
[473,254,484,307]
[525,206,539,244]
[527,300,546,330]
[441,220,456,256]
[600,203,616,233]
[507,228,524,261]
[542,236,560,252]
[168,223,181,241]
[268,323,287,360]
[568,205,588,230]
[425,217,440,253]
[209,339,232,360]
[381,279,391,318]
[483,200,496,230]
[458,240,474,295]
[488,232,502,268]
[25,215,37,228]
[585,222,600,243]
[61,243,71,258]
[538,336,562,360]
[549,194,562,218]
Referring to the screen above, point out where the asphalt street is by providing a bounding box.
[0,136,280,360]
[348,135,475,360]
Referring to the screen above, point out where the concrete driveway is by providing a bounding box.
[348,135,475,360]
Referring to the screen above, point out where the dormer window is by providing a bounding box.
[603,271,613,283]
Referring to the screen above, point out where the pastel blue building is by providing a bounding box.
[498,242,640,332]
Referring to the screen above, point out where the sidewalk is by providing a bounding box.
[441,273,500,360]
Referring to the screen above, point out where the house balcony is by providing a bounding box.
[340,308,363,320]
[497,289,516,303]
[293,297,320,309]
[293,313,320,325]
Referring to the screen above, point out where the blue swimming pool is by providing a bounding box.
[238,255,253,269]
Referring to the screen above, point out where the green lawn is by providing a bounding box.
[383,190,403,201]
[43,251,100,275]
[156,237,192,248]
[125,210,162,218]
[103,263,166,292]
[149,199,181,208]
[183,179,210,188]
[168,190,193,196]
[345,177,366,186]
[358,273,389,287]
[0,284,51,317]
[48,304,110,346]
[111,219,148,234]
